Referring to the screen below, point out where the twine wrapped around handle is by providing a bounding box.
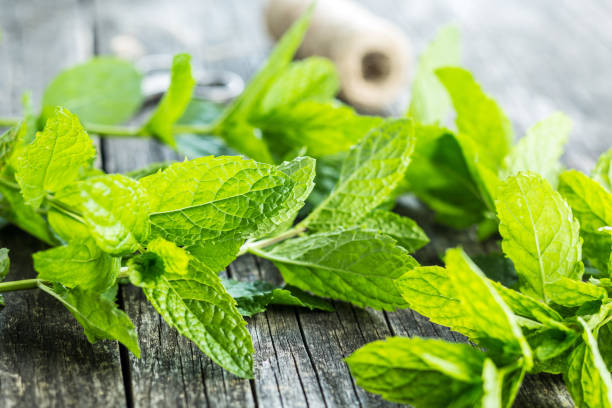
[265,0,411,112]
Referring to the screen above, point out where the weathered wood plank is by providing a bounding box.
[230,256,326,408]
[0,1,127,406]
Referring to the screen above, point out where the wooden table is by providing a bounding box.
[0,0,609,406]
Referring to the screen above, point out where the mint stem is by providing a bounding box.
[0,117,20,127]
[238,226,306,257]
[0,115,218,138]
[0,278,41,292]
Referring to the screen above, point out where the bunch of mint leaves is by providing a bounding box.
[348,167,612,407]
[343,26,612,408]
[0,9,429,378]
[0,104,426,378]
[0,4,611,406]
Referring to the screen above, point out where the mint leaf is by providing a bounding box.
[255,156,316,238]
[502,113,571,187]
[472,253,518,289]
[41,57,143,125]
[559,170,612,275]
[359,210,429,252]
[302,119,415,231]
[0,172,57,244]
[407,25,461,124]
[256,228,417,310]
[221,279,333,317]
[141,155,294,248]
[0,126,18,171]
[38,282,140,356]
[564,318,612,408]
[185,239,243,273]
[593,147,612,192]
[488,281,562,323]
[256,100,382,158]
[143,53,195,147]
[0,248,9,308]
[33,238,120,291]
[347,337,485,407]
[546,277,608,307]
[14,107,96,209]
[436,67,513,170]
[218,122,274,163]
[481,358,526,408]
[124,161,172,180]
[47,183,91,243]
[131,238,254,378]
[404,126,486,228]
[497,172,583,302]
[253,57,340,118]
[79,174,150,255]
[395,248,532,364]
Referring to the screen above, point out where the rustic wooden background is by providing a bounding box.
[1,0,610,406]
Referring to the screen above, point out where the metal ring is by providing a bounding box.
[136,54,244,104]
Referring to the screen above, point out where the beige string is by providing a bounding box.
[265,0,411,112]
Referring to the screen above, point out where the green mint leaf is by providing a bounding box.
[407,25,461,124]
[593,147,612,192]
[0,126,18,171]
[598,323,612,369]
[47,183,91,243]
[454,134,501,212]
[404,126,487,228]
[41,57,143,126]
[436,67,513,170]
[255,156,316,238]
[221,279,333,317]
[472,253,518,289]
[396,248,532,365]
[0,248,9,308]
[141,155,294,248]
[256,228,417,310]
[346,337,485,407]
[559,170,612,275]
[481,358,526,408]
[253,57,340,118]
[33,238,120,291]
[271,284,334,311]
[545,277,607,307]
[16,92,38,147]
[144,53,195,147]
[0,171,57,245]
[185,239,243,273]
[256,100,383,158]
[502,113,571,187]
[79,174,150,255]
[38,282,140,356]
[488,280,562,323]
[133,238,254,378]
[564,318,612,408]
[217,122,274,163]
[124,161,172,180]
[358,209,429,253]
[217,5,313,126]
[497,172,583,302]
[302,119,415,231]
[14,107,96,209]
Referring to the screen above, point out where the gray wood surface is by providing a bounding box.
[0,0,609,406]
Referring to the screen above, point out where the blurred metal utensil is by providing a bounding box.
[136,54,244,104]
